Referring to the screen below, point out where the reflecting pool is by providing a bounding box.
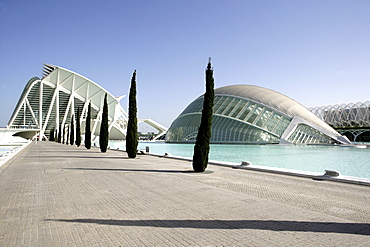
[109,141,370,179]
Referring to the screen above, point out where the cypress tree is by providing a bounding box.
[85,102,92,149]
[62,125,65,144]
[192,58,215,172]
[49,129,55,142]
[126,70,138,158]
[99,93,109,152]
[70,115,74,146]
[66,125,69,145]
[57,124,62,143]
[76,107,81,147]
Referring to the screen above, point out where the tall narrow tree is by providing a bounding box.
[126,70,138,158]
[62,125,65,144]
[66,124,69,145]
[192,58,215,172]
[70,115,75,145]
[49,129,55,142]
[57,124,62,143]
[99,93,109,152]
[76,107,81,147]
[85,102,92,149]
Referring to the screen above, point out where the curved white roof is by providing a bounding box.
[8,64,128,140]
[215,85,339,136]
[8,64,167,141]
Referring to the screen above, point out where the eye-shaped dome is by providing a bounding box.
[166,84,350,145]
[214,85,338,136]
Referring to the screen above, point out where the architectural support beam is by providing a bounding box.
[38,80,43,141]
[25,98,38,128]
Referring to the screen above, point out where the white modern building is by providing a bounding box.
[5,64,167,142]
[166,85,351,145]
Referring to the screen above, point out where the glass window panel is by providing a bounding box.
[234,99,249,118]
[273,117,290,136]
[215,97,232,115]
[230,99,246,118]
[238,102,255,121]
[255,109,272,127]
[213,96,225,113]
[246,106,264,124]
[180,98,203,115]
[264,113,281,131]
[223,98,237,116]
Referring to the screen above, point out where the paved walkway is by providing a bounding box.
[0,141,369,246]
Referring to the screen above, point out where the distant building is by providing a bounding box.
[309,101,370,142]
[166,85,350,144]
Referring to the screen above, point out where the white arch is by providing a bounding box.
[7,64,167,143]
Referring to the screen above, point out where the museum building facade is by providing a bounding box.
[166,85,350,145]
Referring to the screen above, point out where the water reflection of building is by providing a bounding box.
[309,102,370,142]
[166,85,350,145]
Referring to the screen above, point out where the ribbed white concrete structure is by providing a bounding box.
[7,64,167,142]
[309,101,370,142]
[309,101,370,128]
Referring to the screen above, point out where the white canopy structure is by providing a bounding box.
[7,64,167,142]
[309,101,370,128]
[309,101,370,142]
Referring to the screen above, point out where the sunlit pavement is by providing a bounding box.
[0,141,369,246]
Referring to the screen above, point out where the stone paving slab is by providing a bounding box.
[0,141,369,246]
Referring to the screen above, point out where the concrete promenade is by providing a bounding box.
[0,141,369,246]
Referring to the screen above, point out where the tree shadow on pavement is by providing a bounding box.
[45,219,370,235]
[64,167,203,173]
[25,156,131,159]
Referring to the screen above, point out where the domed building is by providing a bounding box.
[166,85,350,145]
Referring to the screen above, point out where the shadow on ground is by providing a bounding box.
[64,167,213,174]
[24,156,131,159]
[45,219,370,235]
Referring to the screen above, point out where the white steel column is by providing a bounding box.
[39,80,44,141]
[56,69,60,137]
[23,102,26,127]
[71,74,76,142]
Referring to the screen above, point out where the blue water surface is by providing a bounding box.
[109,141,370,179]
[0,146,17,154]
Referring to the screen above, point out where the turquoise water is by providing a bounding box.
[0,146,17,154]
[109,141,370,179]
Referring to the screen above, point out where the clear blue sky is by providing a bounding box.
[1,0,369,130]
